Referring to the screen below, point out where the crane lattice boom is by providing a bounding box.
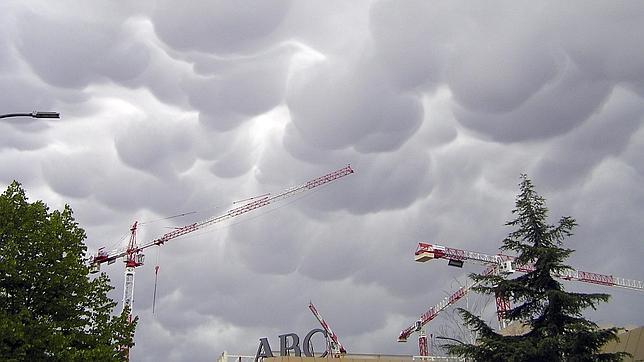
[308,302,346,356]
[415,242,644,291]
[398,265,495,343]
[90,165,354,269]
[400,242,643,356]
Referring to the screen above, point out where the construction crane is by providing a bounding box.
[399,242,644,356]
[398,265,496,356]
[308,302,346,357]
[88,166,354,342]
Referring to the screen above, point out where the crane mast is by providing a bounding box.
[122,221,143,321]
[88,165,354,356]
[308,302,346,357]
[400,242,644,356]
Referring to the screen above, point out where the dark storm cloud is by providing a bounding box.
[453,65,612,142]
[286,56,423,152]
[0,119,50,151]
[552,2,644,85]
[185,48,292,131]
[0,150,43,184]
[16,10,150,88]
[623,127,644,176]
[152,0,292,54]
[533,87,644,189]
[115,117,197,177]
[2,1,644,361]
[370,1,644,143]
[41,150,106,198]
[369,0,450,90]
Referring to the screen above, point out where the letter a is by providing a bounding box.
[255,337,274,362]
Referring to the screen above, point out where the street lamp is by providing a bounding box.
[0,111,60,119]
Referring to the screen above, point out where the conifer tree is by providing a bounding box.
[446,175,627,362]
[0,181,136,361]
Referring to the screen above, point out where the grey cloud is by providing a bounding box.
[416,89,458,148]
[551,2,644,84]
[41,150,106,198]
[286,57,423,152]
[152,0,292,54]
[257,144,432,216]
[115,118,197,177]
[0,119,50,152]
[210,153,254,179]
[282,122,349,164]
[623,126,644,177]
[447,39,558,115]
[16,11,150,89]
[0,152,43,187]
[186,49,291,132]
[370,1,562,112]
[369,0,454,90]
[533,87,644,190]
[92,169,194,216]
[297,221,368,282]
[229,210,308,275]
[342,151,432,215]
[453,63,612,142]
[94,37,151,83]
[127,42,193,107]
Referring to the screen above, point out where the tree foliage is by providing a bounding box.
[0,181,136,361]
[446,175,627,362]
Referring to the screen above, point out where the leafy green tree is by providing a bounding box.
[0,181,136,361]
[446,175,627,362]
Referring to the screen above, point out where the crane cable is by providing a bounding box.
[152,247,161,315]
[145,183,328,315]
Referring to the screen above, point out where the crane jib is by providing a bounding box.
[306,165,354,189]
[89,164,355,270]
[400,241,644,350]
[152,223,199,246]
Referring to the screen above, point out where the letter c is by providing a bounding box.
[303,328,328,357]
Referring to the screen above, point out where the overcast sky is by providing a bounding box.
[2,1,643,361]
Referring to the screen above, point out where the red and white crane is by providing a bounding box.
[398,264,496,355]
[89,165,354,327]
[308,302,346,357]
[399,242,644,356]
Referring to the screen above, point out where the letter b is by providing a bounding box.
[279,333,301,356]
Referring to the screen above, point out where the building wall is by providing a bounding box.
[602,326,644,361]
[266,355,463,362]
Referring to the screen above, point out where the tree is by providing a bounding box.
[0,181,136,361]
[433,277,495,356]
[446,175,627,362]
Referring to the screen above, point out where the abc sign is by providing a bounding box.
[255,329,328,361]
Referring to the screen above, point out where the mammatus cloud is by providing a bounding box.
[1,1,643,361]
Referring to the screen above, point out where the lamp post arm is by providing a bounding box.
[1,112,60,119]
